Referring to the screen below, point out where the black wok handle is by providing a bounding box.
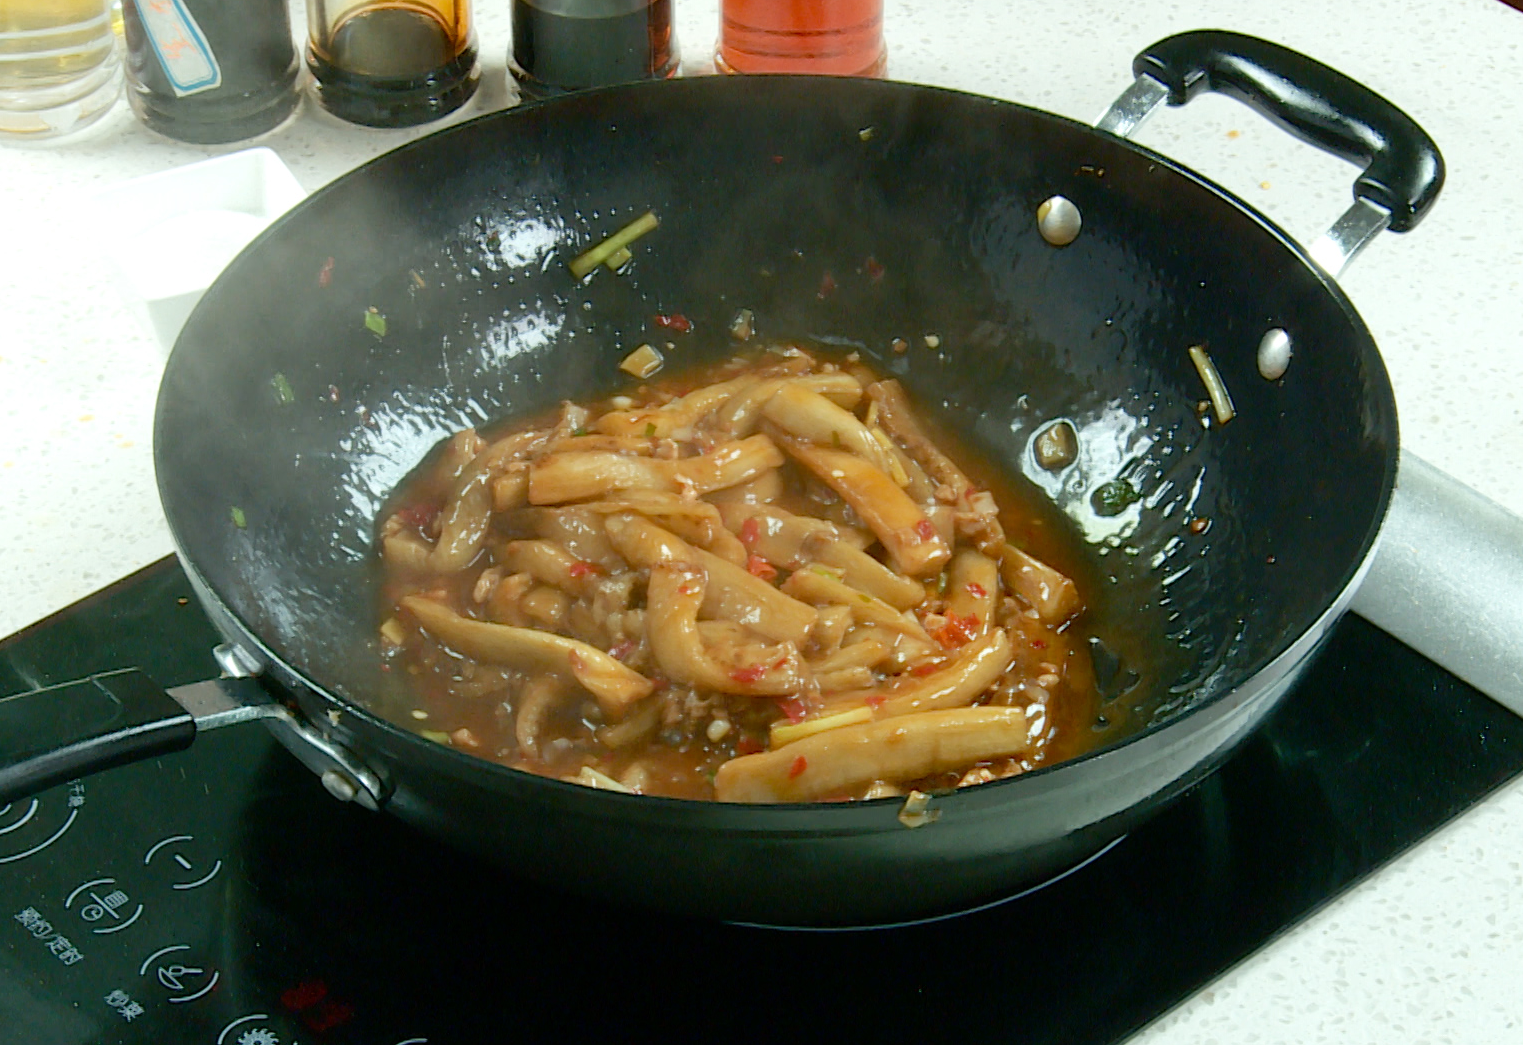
[0,670,194,805]
[1134,30,1444,232]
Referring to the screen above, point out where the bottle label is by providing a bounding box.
[134,0,221,97]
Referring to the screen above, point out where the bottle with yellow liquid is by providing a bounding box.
[0,0,122,139]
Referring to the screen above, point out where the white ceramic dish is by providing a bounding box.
[90,148,306,352]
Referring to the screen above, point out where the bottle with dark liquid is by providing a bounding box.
[122,0,298,143]
[307,0,479,127]
[510,0,678,100]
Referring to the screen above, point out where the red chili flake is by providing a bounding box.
[771,154,785,164]
[317,256,335,288]
[654,313,693,333]
[567,560,596,578]
[739,517,761,546]
[1189,517,1211,535]
[282,980,329,1011]
[1030,638,1047,649]
[746,554,778,581]
[396,501,439,530]
[909,663,939,677]
[777,698,807,724]
[865,694,887,708]
[736,737,763,755]
[788,755,808,779]
[932,613,979,649]
[609,640,636,661]
[914,519,939,542]
[729,663,768,684]
[302,1000,356,1033]
[864,255,885,282]
[966,582,988,598]
[817,272,837,299]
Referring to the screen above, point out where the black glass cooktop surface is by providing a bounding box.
[3,558,1522,1045]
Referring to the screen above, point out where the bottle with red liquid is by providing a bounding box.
[717,0,885,77]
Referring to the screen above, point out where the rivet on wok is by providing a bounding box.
[1258,328,1292,380]
[321,769,360,803]
[1037,196,1082,246]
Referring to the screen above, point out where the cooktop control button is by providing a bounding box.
[64,876,144,934]
[0,792,82,865]
[143,833,223,889]
[216,1013,286,1045]
[139,943,219,1003]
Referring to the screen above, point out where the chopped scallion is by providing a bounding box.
[1091,480,1140,517]
[570,212,660,279]
[269,372,295,406]
[230,506,247,529]
[365,308,387,337]
[1188,344,1235,424]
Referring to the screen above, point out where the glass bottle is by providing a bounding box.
[307,0,478,128]
[0,0,121,140]
[717,0,885,77]
[122,0,299,144]
[509,0,678,100]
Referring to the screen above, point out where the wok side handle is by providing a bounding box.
[0,670,195,805]
[1131,30,1445,235]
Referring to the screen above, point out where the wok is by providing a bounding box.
[0,31,1444,925]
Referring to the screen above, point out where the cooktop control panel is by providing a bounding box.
[1,732,431,1045]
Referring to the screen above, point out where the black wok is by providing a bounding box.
[0,31,1442,925]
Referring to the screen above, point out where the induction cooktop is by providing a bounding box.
[3,557,1522,1045]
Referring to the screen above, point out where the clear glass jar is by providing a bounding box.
[307,0,478,127]
[0,0,121,140]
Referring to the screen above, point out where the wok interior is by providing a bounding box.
[157,77,1396,766]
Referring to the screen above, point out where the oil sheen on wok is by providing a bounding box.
[376,346,1129,802]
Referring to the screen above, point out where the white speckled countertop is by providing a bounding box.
[2,1,1521,1040]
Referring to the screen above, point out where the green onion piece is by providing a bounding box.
[1188,344,1235,424]
[644,422,657,438]
[365,308,387,337]
[420,729,450,744]
[230,506,247,529]
[570,211,660,279]
[603,246,634,271]
[1091,480,1141,517]
[269,372,295,406]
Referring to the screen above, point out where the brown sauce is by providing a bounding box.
[375,345,1121,801]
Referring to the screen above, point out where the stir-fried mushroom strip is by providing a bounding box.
[378,348,1101,802]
